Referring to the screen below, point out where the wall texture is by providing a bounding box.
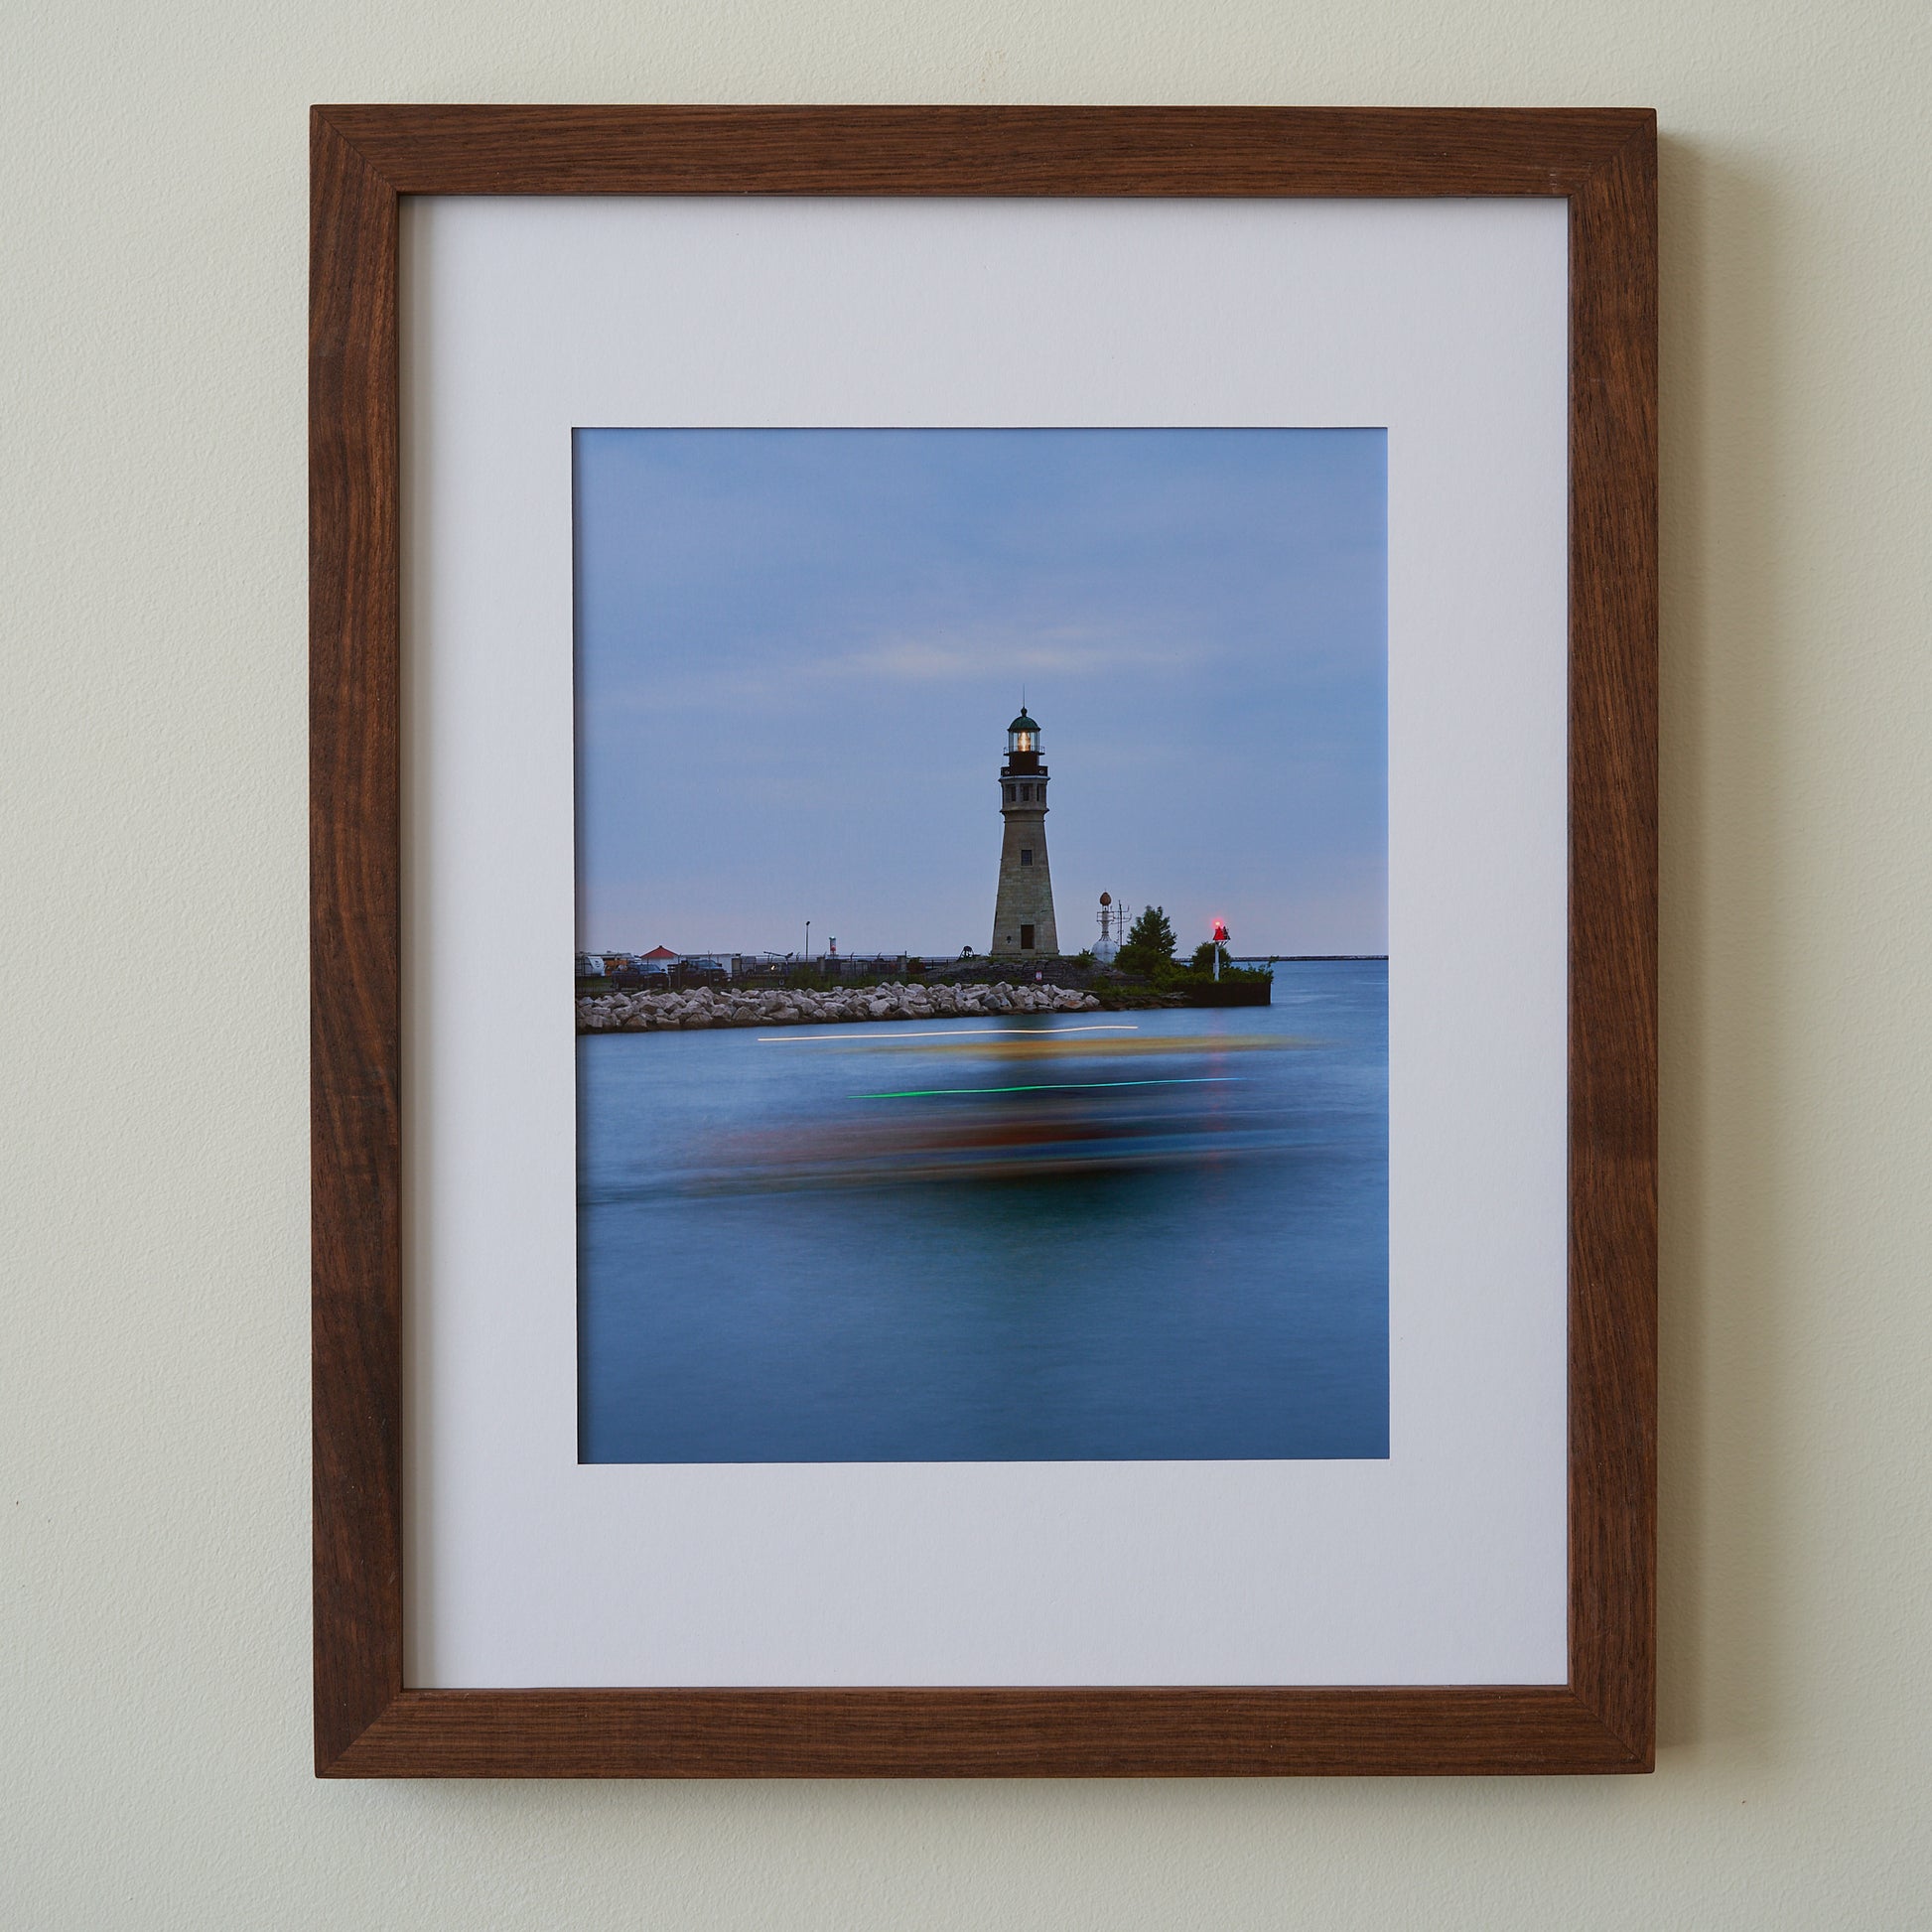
[5,2,1930,1924]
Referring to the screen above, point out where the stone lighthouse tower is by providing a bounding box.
[991,705,1059,957]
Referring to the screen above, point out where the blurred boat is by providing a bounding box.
[681,1028,1309,1191]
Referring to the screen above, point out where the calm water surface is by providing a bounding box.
[578,959,1387,1461]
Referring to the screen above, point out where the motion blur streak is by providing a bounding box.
[688,1034,1304,1190]
[756,1024,1140,1043]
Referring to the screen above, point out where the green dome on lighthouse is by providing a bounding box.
[1007,708,1039,734]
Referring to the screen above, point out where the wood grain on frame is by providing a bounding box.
[311,105,1657,1777]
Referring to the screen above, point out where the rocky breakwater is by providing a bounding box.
[578,980,1104,1034]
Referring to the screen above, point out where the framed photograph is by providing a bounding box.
[313,107,1655,1775]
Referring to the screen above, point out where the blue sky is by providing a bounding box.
[575,428,1385,959]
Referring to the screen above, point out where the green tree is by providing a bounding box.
[1117,904,1178,979]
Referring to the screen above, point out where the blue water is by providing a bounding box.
[578,958,1387,1461]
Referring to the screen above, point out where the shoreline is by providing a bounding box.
[579,979,1103,1034]
[571,958,1381,1035]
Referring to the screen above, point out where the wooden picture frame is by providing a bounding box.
[312,105,1656,1777]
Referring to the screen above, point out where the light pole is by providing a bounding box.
[805,920,811,963]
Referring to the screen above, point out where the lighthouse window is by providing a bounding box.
[1020,925,1035,950]
[1020,848,1033,866]
[1004,784,1015,802]
[1021,783,1034,800]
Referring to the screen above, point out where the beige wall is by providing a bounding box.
[6,2,1930,1924]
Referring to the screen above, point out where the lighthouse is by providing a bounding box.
[990,705,1060,957]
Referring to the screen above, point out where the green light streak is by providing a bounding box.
[853,1076,1239,1099]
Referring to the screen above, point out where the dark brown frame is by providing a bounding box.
[313,106,1656,1777]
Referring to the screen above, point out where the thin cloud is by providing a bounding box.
[823,626,1212,683]
[584,624,1214,719]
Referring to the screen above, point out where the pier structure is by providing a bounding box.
[990,705,1059,958]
